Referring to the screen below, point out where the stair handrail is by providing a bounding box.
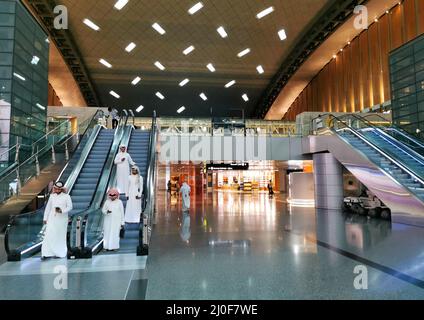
[75,110,131,256]
[138,110,157,255]
[327,114,424,188]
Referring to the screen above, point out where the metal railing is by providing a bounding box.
[327,114,424,202]
[138,111,158,256]
[69,112,130,257]
[3,109,105,261]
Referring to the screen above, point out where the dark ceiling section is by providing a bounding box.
[28,0,333,117]
[24,0,100,107]
[252,0,369,119]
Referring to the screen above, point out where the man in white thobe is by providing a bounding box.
[102,188,125,251]
[41,181,73,260]
[114,145,135,194]
[125,166,144,224]
[180,182,191,212]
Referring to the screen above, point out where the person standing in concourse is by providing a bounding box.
[125,166,143,224]
[106,107,120,129]
[41,181,73,260]
[114,145,135,194]
[180,181,191,212]
[102,189,125,251]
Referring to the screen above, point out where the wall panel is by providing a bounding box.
[283,2,424,120]
[418,0,424,35]
[404,0,417,41]
[369,23,381,106]
[391,5,404,50]
[380,14,391,102]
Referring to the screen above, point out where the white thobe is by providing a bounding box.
[41,193,73,258]
[125,174,144,223]
[114,152,135,194]
[102,199,125,250]
[180,183,191,211]
[180,213,191,242]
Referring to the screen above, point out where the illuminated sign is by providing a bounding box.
[206,163,249,171]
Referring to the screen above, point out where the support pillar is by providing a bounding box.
[313,153,344,210]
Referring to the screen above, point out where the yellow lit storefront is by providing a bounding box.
[214,170,278,193]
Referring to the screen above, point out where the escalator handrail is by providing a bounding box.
[81,125,134,253]
[3,110,105,222]
[329,115,424,188]
[3,126,103,257]
[357,113,424,148]
[139,111,158,250]
[3,110,105,259]
[328,113,424,169]
[78,112,130,251]
[56,109,106,184]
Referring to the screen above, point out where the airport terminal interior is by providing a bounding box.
[1,0,424,301]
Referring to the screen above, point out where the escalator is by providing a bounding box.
[68,129,115,215]
[3,113,127,261]
[79,114,157,257]
[308,114,424,227]
[115,128,151,254]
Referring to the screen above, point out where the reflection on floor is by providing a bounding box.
[145,191,424,300]
[0,253,147,300]
[1,191,424,299]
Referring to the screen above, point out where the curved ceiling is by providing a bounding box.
[47,0,331,117]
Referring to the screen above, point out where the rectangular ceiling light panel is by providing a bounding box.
[152,23,166,35]
[188,2,204,15]
[217,26,228,38]
[114,0,129,10]
[83,18,100,31]
[257,7,274,19]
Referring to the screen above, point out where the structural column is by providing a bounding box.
[313,153,344,210]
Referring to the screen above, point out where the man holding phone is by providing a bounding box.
[41,181,73,260]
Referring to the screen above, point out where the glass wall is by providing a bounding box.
[390,33,424,138]
[0,0,49,161]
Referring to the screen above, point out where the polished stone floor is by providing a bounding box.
[145,191,424,300]
[1,190,424,299]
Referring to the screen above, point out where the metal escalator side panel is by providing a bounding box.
[306,133,424,226]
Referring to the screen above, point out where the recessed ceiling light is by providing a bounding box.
[225,80,236,88]
[188,2,204,15]
[99,59,112,68]
[131,76,141,85]
[177,106,186,114]
[179,79,190,87]
[13,72,26,81]
[110,91,120,99]
[152,23,166,35]
[207,63,216,72]
[256,6,274,19]
[200,93,208,101]
[36,103,46,110]
[242,94,249,102]
[183,45,195,55]
[45,38,50,43]
[154,61,165,70]
[237,48,250,58]
[333,54,337,59]
[83,18,100,31]
[256,65,264,74]
[278,29,287,41]
[156,92,165,100]
[114,0,129,10]
[136,105,144,113]
[217,26,228,38]
[125,42,136,52]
